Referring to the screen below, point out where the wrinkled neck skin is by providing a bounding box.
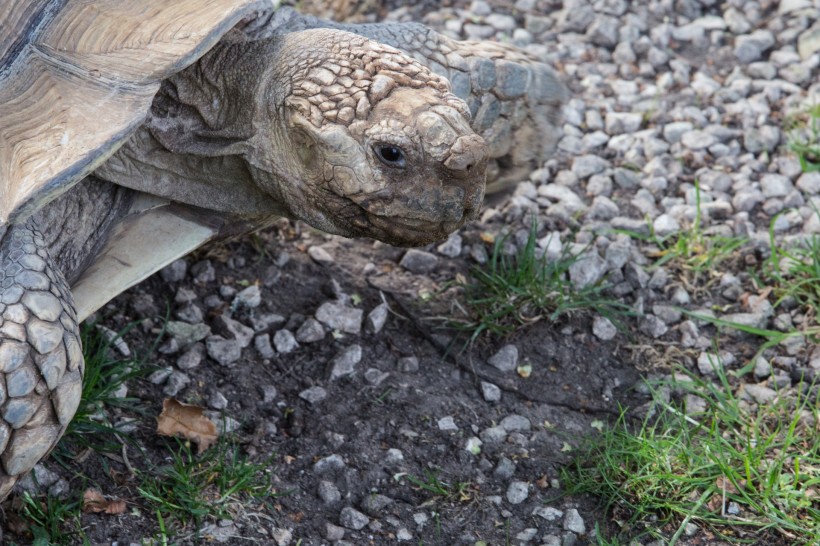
[139,32,350,234]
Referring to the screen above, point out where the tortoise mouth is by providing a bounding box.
[362,208,474,247]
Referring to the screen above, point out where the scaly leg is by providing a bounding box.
[0,219,84,499]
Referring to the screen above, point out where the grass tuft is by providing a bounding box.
[787,104,820,173]
[6,490,87,546]
[619,181,747,289]
[402,469,476,503]
[57,323,153,456]
[456,221,629,341]
[760,214,820,324]
[138,436,276,533]
[562,364,820,545]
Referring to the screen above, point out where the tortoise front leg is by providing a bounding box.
[0,219,84,499]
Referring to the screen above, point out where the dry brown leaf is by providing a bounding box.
[82,488,126,515]
[705,492,722,513]
[156,398,218,453]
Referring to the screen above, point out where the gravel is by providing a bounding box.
[329,345,363,380]
[338,507,369,530]
[480,381,502,402]
[399,249,439,274]
[315,302,363,334]
[254,334,276,359]
[488,344,518,372]
[296,317,326,342]
[563,508,586,534]
[205,336,242,367]
[273,329,299,353]
[299,386,328,405]
[32,0,820,544]
[506,480,530,504]
[366,303,389,334]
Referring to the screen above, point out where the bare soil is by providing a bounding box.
[2,222,648,545]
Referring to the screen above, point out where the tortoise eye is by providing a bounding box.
[374,144,406,168]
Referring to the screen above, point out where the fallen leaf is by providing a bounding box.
[82,489,126,515]
[705,493,722,513]
[156,398,218,453]
[4,511,31,536]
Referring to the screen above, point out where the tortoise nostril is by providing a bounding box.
[443,134,488,175]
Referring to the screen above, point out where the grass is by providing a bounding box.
[57,322,154,456]
[697,212,820,369]
[561,364,820,545]
[759,213,820,323]
[786,103,820,173]
[14,492,87,546]
[456,221,630,341]
[619,181,747,289]
[402,469,475,503]
[138,436,276,534]
[11,323,149,545]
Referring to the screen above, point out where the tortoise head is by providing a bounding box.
[262,30,487,246]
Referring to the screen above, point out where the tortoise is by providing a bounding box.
[0,0,565,498]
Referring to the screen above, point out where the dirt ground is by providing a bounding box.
[21,220,647,545]
[2,0,815,544]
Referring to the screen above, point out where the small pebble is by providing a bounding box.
[318,480,342,504]
[273,329,299,354]
[330,345,362,380]
[397,356,419,373]
[339,507,370,531]
[488,344,518,372]
[254,334,275,359]
[437,416,458,431]
[315,302,363,334]
[296,318,326,342]
[499,414,531,432]
[399,249,438,274]
[563,508,586,534]
[480,381,501,402]
[299,386,327,405]
[308,246,334,264]
[208,391,228,410]
[366,303,389,334]
[506,481,529,505]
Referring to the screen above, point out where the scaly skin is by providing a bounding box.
[97,26,488,246]
[264,7,567,190]
[0,23,487,497]
[0,7,555,497]
[0,220,84,498]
